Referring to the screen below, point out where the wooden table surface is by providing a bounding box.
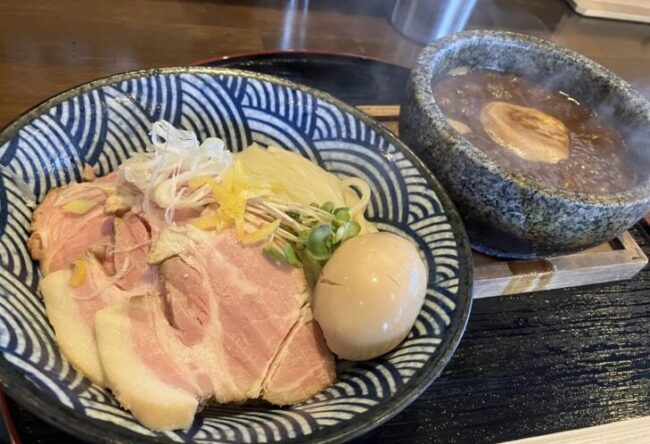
[1,0,650,130]
[1,1,649,443]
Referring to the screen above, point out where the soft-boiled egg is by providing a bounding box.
[313,232,427,361]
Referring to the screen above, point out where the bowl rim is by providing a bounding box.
[0,66,474,444]
[411,29,650,207]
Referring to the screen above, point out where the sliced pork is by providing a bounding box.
[113,212,158,291]
[95,294,205,431]
[91,226,335,430]
[40,255,130,385]
[262,309,336,405]
[36,177,159,386]
[151,226,309,401]
[30,182,114,275]
[33,171,336,431]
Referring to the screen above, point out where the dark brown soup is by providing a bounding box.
[433,69,637,194]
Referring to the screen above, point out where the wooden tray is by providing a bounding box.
[566,0,650,24]
[361,105,649,298]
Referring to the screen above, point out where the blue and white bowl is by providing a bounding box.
[0,68,472,443]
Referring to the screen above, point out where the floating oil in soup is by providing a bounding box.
[433,68,637,194]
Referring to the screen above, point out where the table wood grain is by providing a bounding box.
[505,416,650,443]
[1,0,649,130]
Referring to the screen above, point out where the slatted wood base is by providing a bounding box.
[361,104,649,298]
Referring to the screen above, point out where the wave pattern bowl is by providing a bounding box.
[0,68,472,443]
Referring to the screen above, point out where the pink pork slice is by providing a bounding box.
[113,212,159,292]
[95,293,212,431]
[29,174,117,274]
[40,202,161,386]
[262,311,336,405]
[94,224,335,431]
[152,226,310,403]
[39,255,142,386]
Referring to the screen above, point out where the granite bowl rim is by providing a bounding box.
[410,29,650,208]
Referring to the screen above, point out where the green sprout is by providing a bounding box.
[256,198,362,267]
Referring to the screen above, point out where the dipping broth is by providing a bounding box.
[433,69,637,194]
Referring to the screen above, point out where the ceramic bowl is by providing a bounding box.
[0,67,472,442]
[400,30,650,258]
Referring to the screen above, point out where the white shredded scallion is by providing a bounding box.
[117,120,233,224]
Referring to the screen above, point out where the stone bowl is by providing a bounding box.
[400,30,650,258]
